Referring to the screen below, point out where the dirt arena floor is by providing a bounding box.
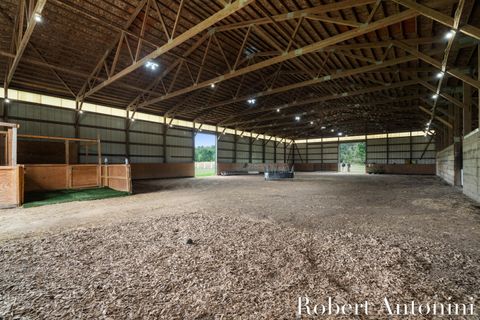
[1,173,480,319]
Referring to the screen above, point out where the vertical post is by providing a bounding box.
[65,140,70,164]
[233,129,237,163]
[125,114,131,162]
[409,131,413,163]
[448,105,454,145]
[463,83,472,135]
[97,136,102,187]
[191,122,195,163]
[163,117,167,163]
[321,138,324,170]
[248,134,252,163]
[364,134,368,165]
[262,137,266,163]
[386,133,389,165]
[306,139,309,163]
[283,142,286,163]
[454,100,462,186]
[273,139,277,163]
[11,127,17,166]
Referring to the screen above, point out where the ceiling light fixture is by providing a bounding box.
[210,83,215,88]
[247,98,256,105]
[4,98,10,103]
[330,129,334,132]
[445,30,456,40]
[276,108,280,112]
[34,13,42,23]
[432,94,438,99]
[130,118,135,122]
[310,121,314,125]
[321,126,326,130]
[295,116,301,121]
[78,110,84,114]
[436,71,444,79]
[338,132,343,136]
[145,60,159,71]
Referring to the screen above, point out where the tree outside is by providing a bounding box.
[339,142,366,173]
[194,133,216,177]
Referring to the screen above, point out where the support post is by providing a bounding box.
[163,117,167,163]
[248,135,252,163]
[453,100,462,186]
[463,83,472,135]
[273,140,277,163]
[233,130,237,163]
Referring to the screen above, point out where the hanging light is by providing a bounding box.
[210,83,215,88]
[34,13,42,23]
[295,116,301,121]
[321,126,326,130]
[445,30,456,40]
[432,94,438,99]
[78,110,84,114]
[276,108,280,112]
[330,129,334,132]
[247,99,256,105]
[4,98,10,103]
[338,132,343,136]
[145,60,159,71]
[310,121,314,125]
[436,71,444,79]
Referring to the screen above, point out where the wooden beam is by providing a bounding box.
[214,0,376,32]
[83,0,255,99]
[5,0,47,89]
[392,0,480,40]
[419,106,453,128]
[201,56,416,121]
[394,40,480,90]
[136,10,418,110]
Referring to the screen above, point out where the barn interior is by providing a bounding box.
[0,0,480,318]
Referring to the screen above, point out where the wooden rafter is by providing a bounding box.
[82,0,255,99]
[4,0,47,91]
[135,10,419,110]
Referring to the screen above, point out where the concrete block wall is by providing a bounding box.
[436,144,455,185]
[463,129,480,202]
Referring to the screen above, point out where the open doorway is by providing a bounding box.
[339,142,366,173]
[194,133,217,177]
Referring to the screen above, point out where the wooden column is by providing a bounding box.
[262,139,266,163]
[163,117,167,163]
[306,139,309,163]
[454,100,463,186]
[248,135,252,163]
[463,83,472,135]
[273,140,277,163]
[386,133,390,164]
[409,131,413,163]
[125,115,131,161]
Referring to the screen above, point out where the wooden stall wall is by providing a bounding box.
[0,166,24,208]
[102,165,132,193]
[130,163,194,180]
[24,164,100,192]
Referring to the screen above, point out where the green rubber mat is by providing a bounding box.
[23,188,129,208]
